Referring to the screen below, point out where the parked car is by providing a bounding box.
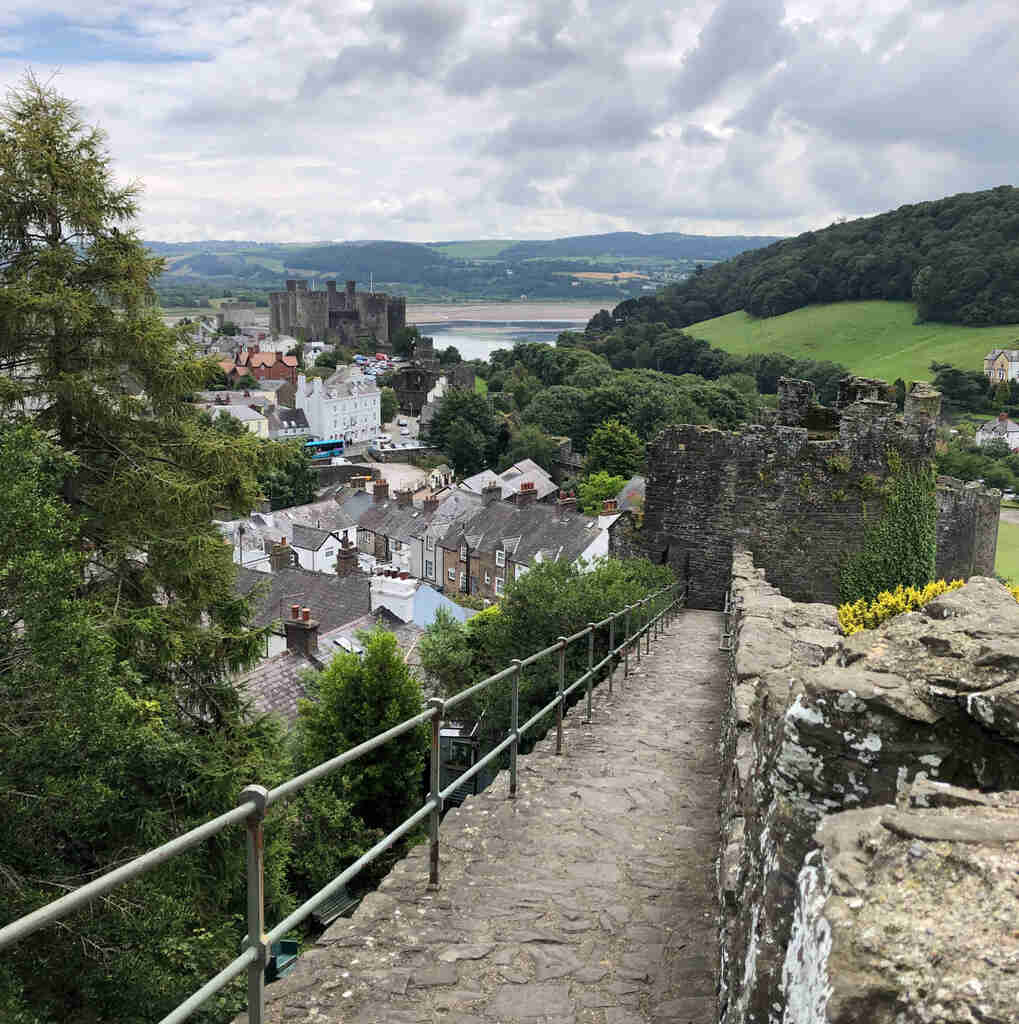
[397,417,408,426]
[400,426,411,436]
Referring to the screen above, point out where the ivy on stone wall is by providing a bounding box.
[839,451,938,603]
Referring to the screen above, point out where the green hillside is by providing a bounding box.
[686,300,1019,384]
[996,520,1019,582]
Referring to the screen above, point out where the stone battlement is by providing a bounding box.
[617,376,998,608]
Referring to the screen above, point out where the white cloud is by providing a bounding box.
[1,0,1016,241]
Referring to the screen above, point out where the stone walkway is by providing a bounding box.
[256,609,725,1024]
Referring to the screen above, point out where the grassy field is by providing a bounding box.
[996,520,1019,582]
[428,241,515,259]
[474,376,489,396]
[687,301,1019,383]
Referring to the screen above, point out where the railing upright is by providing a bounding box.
[510,660,521,798]
[585,624,595,722]
[608,613,616,696]
[427,698,443,887]
[556,637,567,755]
[624,605,631,678]
[240,785,268,1024]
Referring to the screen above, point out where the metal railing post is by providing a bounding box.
[608,614,616,695]
[645,598,652,655]
[585,624,595,722]
[624,606,631,678]
[639,598,647,663]
[239,785,269,1024]
[556,637,567,755]
[510,660,521,798]
[427,697,444,887]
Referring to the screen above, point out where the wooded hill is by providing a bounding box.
[604,186,1019,330]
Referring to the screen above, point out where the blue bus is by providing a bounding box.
[304,438,345,460]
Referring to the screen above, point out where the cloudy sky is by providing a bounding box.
[1,0,1016,242]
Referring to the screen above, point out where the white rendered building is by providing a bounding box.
[294,370,381,443]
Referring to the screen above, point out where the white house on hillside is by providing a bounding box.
[976,412,1019,451]
[294,370,381,443]
[984,349,1019,382]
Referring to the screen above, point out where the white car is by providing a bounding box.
[400,426,411,436]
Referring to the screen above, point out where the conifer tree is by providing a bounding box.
[0,76,293,1022]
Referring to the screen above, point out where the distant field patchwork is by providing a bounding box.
[687,301,1019,384]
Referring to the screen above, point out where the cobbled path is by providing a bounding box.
[254,609,724,1024]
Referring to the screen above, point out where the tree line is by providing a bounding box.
[594,185,1019,329]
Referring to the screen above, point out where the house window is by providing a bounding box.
[426,535,434,550]
[448,567,455,581]
[392,539,401,551]
[1000,369,1006,380]
[484,571,491,584]
[324,548,335,558]
[460,572,467,591]
[460,543,467,561]
[515,564,526,579]
[495,576,505,595]
[425,560,434,578]
[495,549,505,568]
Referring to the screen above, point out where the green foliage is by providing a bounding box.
[929,361,992,413]
[391,325,421,358]
[258,441,318,510]
[439,345,462,365]
[427,389,501,472]
[499,424,561,473]
[577,471,627,514]
[296,628,428,837]
[380,386,398,424]
[826,455,851,473]
[585,419,645,478]
[838,579,967,635]
[839,455,938,603]
[314,349,339,370]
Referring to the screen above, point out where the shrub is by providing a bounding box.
[838,579,965,634]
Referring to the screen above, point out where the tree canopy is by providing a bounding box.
[593,185,1019,330]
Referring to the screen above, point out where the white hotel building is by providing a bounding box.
[294,370,381,444]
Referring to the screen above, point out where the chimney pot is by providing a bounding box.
[291,604,300,619]
[302,607,311,622]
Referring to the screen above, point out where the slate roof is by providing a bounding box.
[235,609,425,724]
[357,499,435,540]
[291,523,338,551]
[439,500,600,566]
[460,460,557,501]
[235,566,370,631]
[986,350,1019,361]
[277,408,309,429]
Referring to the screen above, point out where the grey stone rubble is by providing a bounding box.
[242,609,725,1024]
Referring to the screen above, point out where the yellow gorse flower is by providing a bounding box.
[837,579,967,635]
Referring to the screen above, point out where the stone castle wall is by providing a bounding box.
[935,474,1001,580]
[624,378,999,609]
[719,551,1019,1023]
[269,278,406,345]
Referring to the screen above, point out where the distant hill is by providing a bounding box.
[499,231,782,261]
[607,186,1019,330]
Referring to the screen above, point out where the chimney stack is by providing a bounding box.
[373,479,390,503]
[336,529,361,578]
[602,498,618,514]
[557,490,577,516]
[270,536,292,571]
[481,482,502,506]
[515,480,537,507]
[284,606,320,658]
[396,488,414,508]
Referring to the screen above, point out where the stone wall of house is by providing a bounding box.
[624,377,999,610]
[719,550,1019,1024]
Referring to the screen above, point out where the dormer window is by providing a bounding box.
[460,543,467,561]
[495,549,506,568]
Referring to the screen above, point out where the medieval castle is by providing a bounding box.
[269,279,406,348]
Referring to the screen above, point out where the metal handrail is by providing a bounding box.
[0,580,688,1024]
